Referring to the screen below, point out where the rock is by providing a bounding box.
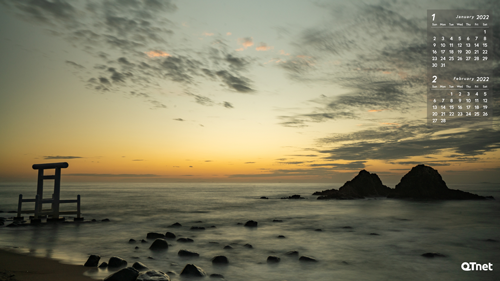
[285,251,299,256]
[369,233,379,235]
[102,218,110,222]
[129,239,136,243]
[91,219,97,222]
[165,232,176,239]
[421,252,446,258]
[316,170,392,199]
[84,254,100,267]
[388,165,491,200]
[244,243,253,249]
[108,256,127,268]
[190,226,205,230]
[315,229,322,231]
[273,219,283,222]
[137,270,171,281]
[133,262,148,271]
[104,267,139,281]
[267,256,280,263]
[194,220,203,223]
[99,262,108,268]
[223,245,233,249]
[299,256,317,262]
[170,222,182,227]
[281,194,304,199]
[212,256,229,264]
[277,235,286,238]
[147,232,165,239]
[177,238,194,243]
[178,250,200,257]
[210,273,224,278]
[260,196,269,199]
[149,238,168,250]
[135,246,139,249]
[180,264,206,277]
[342,226,353,229]
[244,220,258,227]
[236,222,243,225]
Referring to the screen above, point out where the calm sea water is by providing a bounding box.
[0,182,499,281]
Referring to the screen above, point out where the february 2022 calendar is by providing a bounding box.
[427,10,492,125]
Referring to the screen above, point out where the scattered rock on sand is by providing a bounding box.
[421,252,446,258]
[299,256,317,262]
[212,256,229,264]
[180,264,206,277]
[147,232,165,239]
[177,238,194,243]
[149,238,168,250]
[178,250,200,257]
[104,266,139,281]
[137,270,171,281]
[84,254,100,267]
[132,262,148,271]
[267,256,280,263]
[244,220,258,227]
[108,256,127,268]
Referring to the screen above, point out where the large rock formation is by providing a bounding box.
[315,170,392,199]
[388,164,491,200]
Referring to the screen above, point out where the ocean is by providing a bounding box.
[0,182,499,281]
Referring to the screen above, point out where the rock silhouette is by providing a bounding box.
[316,170,391,199]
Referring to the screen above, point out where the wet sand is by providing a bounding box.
[0,249,95,281]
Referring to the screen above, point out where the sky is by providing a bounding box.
[0,0,499,184]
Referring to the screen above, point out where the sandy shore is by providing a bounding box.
[0,248,96,281]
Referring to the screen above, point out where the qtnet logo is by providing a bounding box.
[461,262,493,271]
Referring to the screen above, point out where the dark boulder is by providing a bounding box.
[102,218,110,222]
[147,232,165,239]
[388,165,491,200]
[244,220,258,227]
[180,264,206,277]
[223,245,233,250]
[267,256,280,263]
[108,256,127,268]
[315,170,392,199]
[129,239,136,243]
[177,238,194,243]
[137,270,170,281]
[212,255,229,264]
[299,256,317,262]
[99,262,108,268]
[149,238,168,250]
[170,222,182,227]
[84,254,100,267]
[104,267,139,281]
[281,194,304,199]
[277,235,286,238]
[165,232,176,239]
[178,250,200,257]
[190,226,205,230]
[260,196,269,199]
[132,261,148,271]
[422,252,446,258]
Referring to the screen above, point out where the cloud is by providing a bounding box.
[228,167,339,178]
[223,101,234,108]
[236,37,253,51]
[173,118,185,121]
[256,42,274,51]
[146,50,171,58]
[309,161,366,169]
[67,173,158,177]
[44,155,82,160]
[244,162,255,164]
[65,60,84,69]
[279,50,290,56]
[132,159,143,161]
[216,70,254,93]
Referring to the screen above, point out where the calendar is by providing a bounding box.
[427,10,492,125]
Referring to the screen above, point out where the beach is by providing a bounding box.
[1,182,499,280]
[0,248,93,281]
